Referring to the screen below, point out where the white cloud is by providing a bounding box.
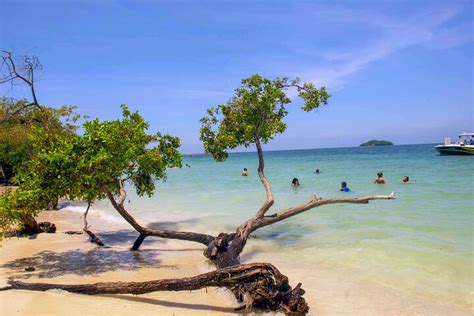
[297,3,472,89]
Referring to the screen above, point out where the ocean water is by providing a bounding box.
[93,144,474,310]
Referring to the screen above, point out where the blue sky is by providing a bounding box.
[1,0,472,153]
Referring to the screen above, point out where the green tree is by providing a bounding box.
[1,105,183,237]
[199,74,332,266]
[0,98,78,182]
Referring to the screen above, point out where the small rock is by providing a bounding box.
[39,222,57,233]
[25,266,35,272]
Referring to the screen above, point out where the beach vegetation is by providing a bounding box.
[0,104,182,238]
[0,98,78,181]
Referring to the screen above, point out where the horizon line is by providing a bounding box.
[183,142,438,156]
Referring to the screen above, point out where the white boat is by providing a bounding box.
[435,132,474,155]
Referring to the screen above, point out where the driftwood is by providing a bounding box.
[2,263,308,315]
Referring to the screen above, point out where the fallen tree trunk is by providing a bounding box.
[2,262,309,315]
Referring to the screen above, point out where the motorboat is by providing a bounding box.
[435,132,474,155]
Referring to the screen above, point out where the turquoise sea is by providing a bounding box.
[94,144,473,310]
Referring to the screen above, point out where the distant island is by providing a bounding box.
[359,140,394,147]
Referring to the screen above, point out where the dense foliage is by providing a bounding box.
[0,105,182,236]
[200,74,330,161]
[0,98,78,181]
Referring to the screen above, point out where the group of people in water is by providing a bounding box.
[242,168,409,192]
[337,172,409,192]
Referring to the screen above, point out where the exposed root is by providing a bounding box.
[6,262,309,315]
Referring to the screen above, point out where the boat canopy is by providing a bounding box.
[458,132,474,137]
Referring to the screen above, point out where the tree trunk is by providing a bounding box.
[3,263,309,316]
[82,201,105,246]
[46,197,59,210]
[132,233,147,250]
[20,213,42,234]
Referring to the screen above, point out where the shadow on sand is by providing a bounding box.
[1,247,177,279]
[95,229,161,247]
[100,294,240,314]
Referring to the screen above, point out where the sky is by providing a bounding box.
[1,0,473,153]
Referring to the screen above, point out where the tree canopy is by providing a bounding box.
[0,98,78,181]
[199,74,330,161]
[0,105,182,236]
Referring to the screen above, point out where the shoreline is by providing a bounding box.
[1,207,472,315]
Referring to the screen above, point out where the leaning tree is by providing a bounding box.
[1,75,395,315]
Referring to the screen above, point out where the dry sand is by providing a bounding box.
[1,208,472,316]
[0,210,240,316]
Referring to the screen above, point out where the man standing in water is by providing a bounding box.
[291,178,300,187]
[374,172,386,184]
[340,181,350,192]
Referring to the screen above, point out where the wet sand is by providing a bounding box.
[1,208,472,315]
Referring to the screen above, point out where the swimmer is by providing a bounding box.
[402,176,409,183]
[291,178,300,187]
[315,169,320,174]
[241,168,248,176]
[374,172,386,184]
[340,181,350,192]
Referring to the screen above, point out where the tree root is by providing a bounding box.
[83,229,105,247]
[5,262,309,315]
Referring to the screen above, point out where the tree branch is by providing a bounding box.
[253,192,396,231]
[102,186,214,246]
[1,51,43,112]
[83,201,91,230]
[81,201,105,246]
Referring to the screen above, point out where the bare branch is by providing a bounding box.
[0,51,43,112]
[253,192,396,231]
[102,185,214,246]
[117,181,127,206]
[83,201,91,230]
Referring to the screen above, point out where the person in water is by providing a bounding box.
[315,169,320,174]
[340,181,350,192]
[402,176,409,183]
[374,172,386,184]
[241,168,248,176]
[291,178,300,187]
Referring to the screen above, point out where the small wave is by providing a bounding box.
[63,205,88,214]
[61,203,123,223]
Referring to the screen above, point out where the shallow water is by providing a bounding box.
[93,144,474,310]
